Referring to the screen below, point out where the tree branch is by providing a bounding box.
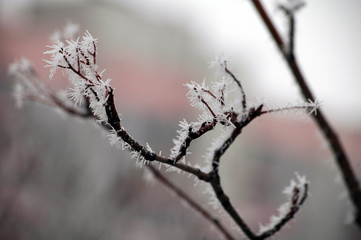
[173,119,217,163]
[104,88,211,181]
[250,0,361,228]
[10,22,318,239]
[224,62,247,116]
[147,165,235,240]
[208,105,264,239]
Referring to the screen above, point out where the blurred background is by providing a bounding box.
[1,0,361,239]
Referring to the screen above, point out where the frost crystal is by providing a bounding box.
[208,54,230,76]
[169,119,191,159]
[258,172,309,235]
[203,129,232,166]
[263,98,322,116]
[185,79,235,126]
[306,99,322,115]
[204,185,221,210]
[108,129,121,146]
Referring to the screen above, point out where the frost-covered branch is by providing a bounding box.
[258,173,308,239]
[170,119,217,163]
[9,58,92,118]
[208,105,264,240]
[261,99,321,116]
[200,62,315,239]
[251,0,361,229]
[9,24,319,239]
[43,28,212,181]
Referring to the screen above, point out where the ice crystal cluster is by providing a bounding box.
[169,119,192,159]
[9,24,320,170]
[8,21,320,239]
[169,56,241,158]
[44,30,112,122]
[9,23,115,125]
[185,78,234,125]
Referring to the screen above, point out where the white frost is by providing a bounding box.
[258,172,308,235]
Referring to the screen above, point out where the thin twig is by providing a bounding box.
[54,78,231,239]
[57,55,213,181]
[278,5,296,60]
[224,63,247,116]
[258,183,308,239]
[209,177,257,239]
[18,68,92,118]
[147,165,235,240]
[103,89,211,181]
[173,119,217,163]
[209,105,264,240]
